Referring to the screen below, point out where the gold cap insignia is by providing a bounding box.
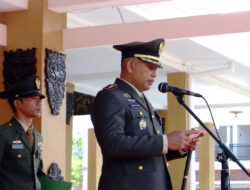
[158,41,165,55]
[35,77,41,90]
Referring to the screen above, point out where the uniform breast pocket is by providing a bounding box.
[127,108,149,135]
[8,148,27,160]
[5,148,29,173]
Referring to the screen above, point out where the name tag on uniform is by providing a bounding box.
[130,103,140,108]
[12,140,24,149]
[128,98,135,102]
[12,144,24,149]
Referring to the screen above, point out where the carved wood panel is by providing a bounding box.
[45,48,66,115]
[3,48,37,89]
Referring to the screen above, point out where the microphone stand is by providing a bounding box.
[181,150,192,190]
[175,95,250,190]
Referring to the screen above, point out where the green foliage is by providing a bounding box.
[71,138,83,187]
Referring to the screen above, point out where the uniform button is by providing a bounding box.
[138,165,143,171]
[17,154,22,158]
[151,115,155,119]
[156,130,160,135]
[139,111,143,116]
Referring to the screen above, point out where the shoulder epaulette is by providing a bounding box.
[0,122,11,132]
[103,84,118,91]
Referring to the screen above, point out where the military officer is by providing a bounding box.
[0,75,45,190]
[91,38,202,190]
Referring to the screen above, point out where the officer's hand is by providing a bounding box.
[185,137,200,151]
[185,129,204,151]
[167,130,201,151]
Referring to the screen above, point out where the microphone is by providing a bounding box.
[158,82,202,97]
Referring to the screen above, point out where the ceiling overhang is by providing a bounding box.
[48,0,169,13]
[0,0,30,12]
[0,0,30,47]
[161,54,250,97]
[63,11,250,49]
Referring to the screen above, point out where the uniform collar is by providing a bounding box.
[116,78,150,110]
[14,117,33,132]
[119,78,143,98]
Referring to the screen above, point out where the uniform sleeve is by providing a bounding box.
[0,132,5,164]
[37,160,46,177]
[166,150,187,161]
[34,130,46,177]
[162,135,187,160]
[91,90,163,158]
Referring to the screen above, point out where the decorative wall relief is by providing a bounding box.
[73,92,95,115]
[47,163,64,181]
[3,48,37,89]
[45,48,66,115]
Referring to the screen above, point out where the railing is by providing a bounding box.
[195,143,250,161]
[228,143,250,160]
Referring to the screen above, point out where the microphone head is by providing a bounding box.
[158,82,170,93]
[158,82,202,97]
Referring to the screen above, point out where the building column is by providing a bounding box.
[167,72,191,190]
[65,83,75,181]
[199,122,215,190]
[88,128,102,190]
[0,0,67,178]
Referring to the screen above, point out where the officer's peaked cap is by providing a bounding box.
[0,75,45,100]
[113,38,165,68]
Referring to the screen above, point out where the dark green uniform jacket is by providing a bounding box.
[91,78,184,190]
[0,117,44,190]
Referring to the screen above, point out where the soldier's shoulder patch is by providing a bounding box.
[103,84,118,91]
